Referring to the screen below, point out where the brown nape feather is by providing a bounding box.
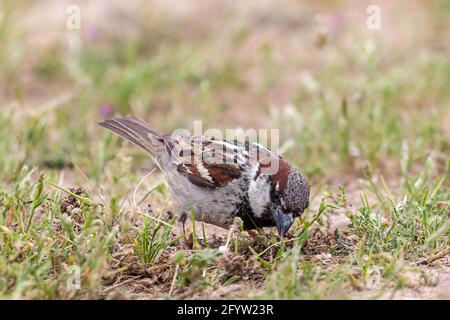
[99,116,164,156]
[269,158,291,193]
[258,156,291,193]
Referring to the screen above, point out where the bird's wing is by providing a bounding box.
[164,135,272,189]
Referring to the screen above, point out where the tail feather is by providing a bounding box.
[99,116,165,162]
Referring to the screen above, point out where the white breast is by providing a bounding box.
[247,164,270,218]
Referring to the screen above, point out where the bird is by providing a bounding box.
[99,116,309,237]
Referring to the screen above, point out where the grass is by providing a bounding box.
[0,0,449,299]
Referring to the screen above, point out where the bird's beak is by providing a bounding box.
[272,204,294,237]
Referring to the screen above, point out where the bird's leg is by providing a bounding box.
[177,209,192,249]
[177,209,187,237]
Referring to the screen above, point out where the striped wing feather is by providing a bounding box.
[168,136,272,189]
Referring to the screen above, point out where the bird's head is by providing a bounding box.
[249,157,310,237]
[270,165,309,237]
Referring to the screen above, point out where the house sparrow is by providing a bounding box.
[100,116,309,237]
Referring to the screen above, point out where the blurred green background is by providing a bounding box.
[1,0,449,185]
